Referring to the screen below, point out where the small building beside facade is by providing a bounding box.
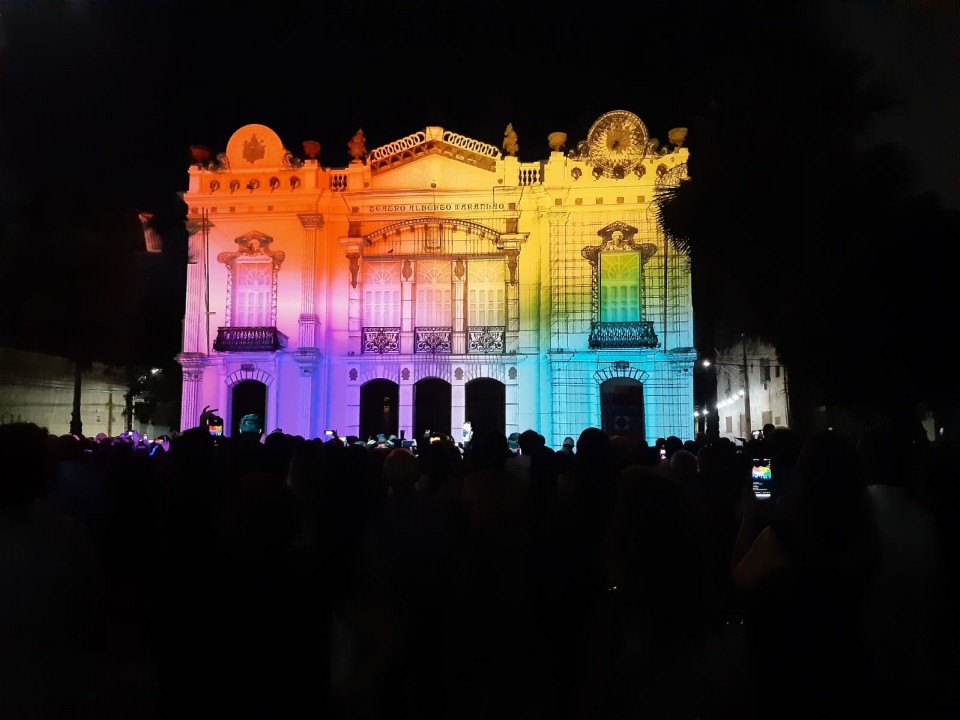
[0,347,173,438]
[177,110,696,448]
[709,336,791,442]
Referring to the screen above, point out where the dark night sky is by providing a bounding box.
[0,0,957,366]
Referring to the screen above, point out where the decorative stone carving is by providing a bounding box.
[548,132,567,152]
[502,123,518,156]
[302,140,321,160]
[190,145,211,166]
[505,250,519,285]
[349,368,358,381]
[243,134,266,164]
[282,151,303,169]
[348,129,367,162]
[347,253,360,288]
[668,127,688,148]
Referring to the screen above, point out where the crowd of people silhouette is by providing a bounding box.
[0,416,958,719]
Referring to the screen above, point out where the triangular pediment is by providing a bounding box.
[368,127,501,175]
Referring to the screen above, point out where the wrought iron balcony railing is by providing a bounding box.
[468,326,505,354]
[214,326,283,352]
[415,326,452,354]
[362,326,401,354]
[588,321,659,349]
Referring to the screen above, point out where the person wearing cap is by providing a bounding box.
[561,437,575,455]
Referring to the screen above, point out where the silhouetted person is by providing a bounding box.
[0,423,107,718]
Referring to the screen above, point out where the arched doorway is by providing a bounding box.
[414,377,451,441]
[359,379,399,441]
[600,377,645,443]
[465,377,506,438]
[231,380,267,437]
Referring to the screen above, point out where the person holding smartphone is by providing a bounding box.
[730,430,876,719]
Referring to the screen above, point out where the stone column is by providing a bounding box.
[184,215,214,354]
[297,213,323,349]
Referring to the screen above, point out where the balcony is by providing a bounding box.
[415,326,452,354]
[468,326,505,354]
[588,321,659,349]
[362,326,401,354]
[214,326,284,352]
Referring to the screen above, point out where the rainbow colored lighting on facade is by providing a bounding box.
[178,111,696,447]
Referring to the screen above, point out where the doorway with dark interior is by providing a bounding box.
[600,376,646,444]
[464,377,506,438]
[359,379,399,441]
[414,377,451,441]
[231,380,267,437]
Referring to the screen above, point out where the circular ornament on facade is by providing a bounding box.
[586,110,649,176]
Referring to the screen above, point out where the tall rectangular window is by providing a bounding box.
[599,253,640,322]
[233,259,272,326]
[416,260,451,326]
[467,260,505,325]
[363,262,401,326]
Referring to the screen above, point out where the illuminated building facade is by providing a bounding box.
[177,110,696,447]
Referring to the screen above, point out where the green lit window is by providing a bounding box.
[599,252,640,322]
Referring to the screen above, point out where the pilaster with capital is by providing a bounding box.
[297,213,323,349]
[401,259,414,354]
[339,237,364,350]
[500,236,526,354]
[295,350,321,438]
[452,372,466,435]
[177,352,208,432]
[184,216,214,354]
[452,258,466,354]
[399,367,413,440]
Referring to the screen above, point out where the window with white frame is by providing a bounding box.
[467,259,505,325]
[416,260,452,326]
[233,258,272,326]
[363,262,401,327]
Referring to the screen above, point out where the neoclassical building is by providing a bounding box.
[177,110,696,447]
